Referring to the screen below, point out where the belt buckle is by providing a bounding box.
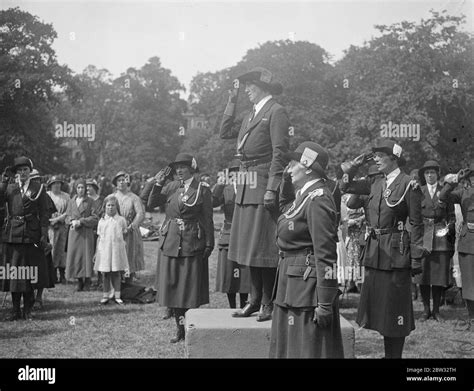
[278,250,284,258]
[467,222,474,230]
[175,218,185,231]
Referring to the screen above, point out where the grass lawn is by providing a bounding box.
[0,211,472,359]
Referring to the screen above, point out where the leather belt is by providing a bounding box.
[240,155,272,169]
[423,217,444,224]
[369,227,403,236]
[279,248,313,258]
[10,214,34,222]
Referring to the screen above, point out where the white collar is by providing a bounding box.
[182,177,194,191]
[385,168,401,182]
[254,95,272,115]
[299,178,322,195]
[16,177,30,191]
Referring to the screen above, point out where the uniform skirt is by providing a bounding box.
[357,267,415,337]
[0,243,50,292]
[228,204,278,268]
[459,253,474,300]
[215,246,251,294]
[269,303,344,358]
[419,251,452,287]
[158,251,209,308]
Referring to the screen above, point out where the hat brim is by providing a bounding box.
[169,160,199,172]
[112,174,129,187]
[237,71,283,95]
[283,151,328,179]
[371,146,406,167]
[47,180,64,188]
[418,165,440,185]
[86,183,99,191]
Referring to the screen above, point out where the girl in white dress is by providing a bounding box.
[94,195,129,305]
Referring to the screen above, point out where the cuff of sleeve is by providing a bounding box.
[224,102,236,117]
[266,175,282,192]
[316,285,339,304]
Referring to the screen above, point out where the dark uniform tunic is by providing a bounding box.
[141,178,214,308]
[345,171,424,337]
[212,183,250,294]
[439,183,474,300]
[0,179,50,292]
[269,177,343,358]
[419,184,455,287]
[220,97,290,267]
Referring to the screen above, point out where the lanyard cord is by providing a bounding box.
[182,182,202,207]
[284,194,312,219]
[384,181,414,208]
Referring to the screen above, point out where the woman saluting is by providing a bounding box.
[141,153,214,343]
[270,142,343,358]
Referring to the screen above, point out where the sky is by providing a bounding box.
[2,0,472,95]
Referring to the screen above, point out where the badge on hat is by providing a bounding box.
[392,143,402,158]
[383,188,392,198]
[300,148,318,168]
[191,158,197,170]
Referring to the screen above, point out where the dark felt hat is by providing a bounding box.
[418,160,441,185]
[237,67,283,95]
[169,153,199,172]
[372,140,406,167]
[86,178,99,192]
[13,156,33,171]
[284,141,329,179]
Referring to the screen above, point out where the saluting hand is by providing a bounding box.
[154,169,167,186]
[263,190,277,211]
[313,303,333,328]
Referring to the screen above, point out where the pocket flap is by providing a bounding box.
[286,265,316,278]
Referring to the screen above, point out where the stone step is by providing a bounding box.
[185,308,355,358]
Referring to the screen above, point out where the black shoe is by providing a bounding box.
[6,311,22,321]
[23,310,33,321]
[420,311,431,322]
[232,303,260,318]
[170,334,185,343]
[432,312,445,322]
[256,304,273,322]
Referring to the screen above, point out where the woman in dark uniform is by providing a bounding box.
[212,160,250,309]
[141,153,214,343]
[418,161,455,321]
[270,142,343,358]
[0,157,50,320]
[341,140,425,358]
[439,163,474,322]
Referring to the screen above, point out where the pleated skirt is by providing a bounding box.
[419,251,452,287]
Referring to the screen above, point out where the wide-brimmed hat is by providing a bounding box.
[112,171,130,187]
[284,141,329,179]
[237,67,283,96]
[13,156,33,172]
[372,140,406,167]
[86,178,99,192]
[418,160,440,185]
[47,175,65,188]
[169,153,199,172]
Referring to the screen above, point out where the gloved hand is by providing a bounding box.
[457,167,472,182]
[228,79,240,103]
[444,173,458,184]
[313,303,333,328]
[263,190,277,211]
[1,166,13,183]
[154,167,170,186]
[282,164,291,181]
[411,258,422,276]
[202,247,213,260]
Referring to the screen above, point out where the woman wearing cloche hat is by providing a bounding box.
[140,153,214,343]
[269,141,343,358]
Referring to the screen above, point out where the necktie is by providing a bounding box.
[249,106,256,122]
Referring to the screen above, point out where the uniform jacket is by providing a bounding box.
[420,184,455,252]
[346,194,370,247]
[220,98,290,205]
[439,183,474,255]
[343,171,425,270]
[211,183,235,247]
[273,176,339,308]
[141,178,214,258]
[0,180,49,244]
